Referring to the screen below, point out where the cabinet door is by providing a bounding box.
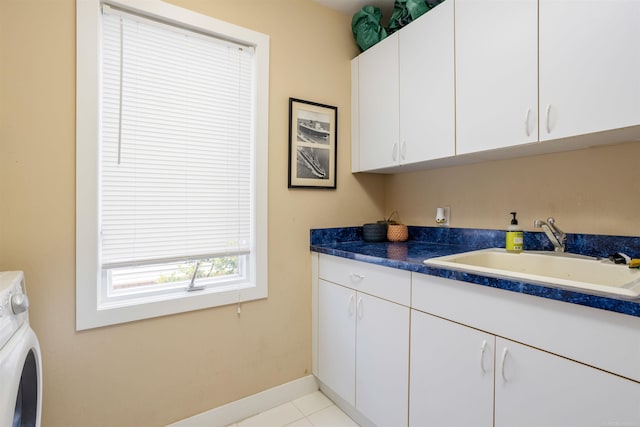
[356,292,410,427]
[455,0,538,154]
[399,0,454,163]
[318,280,356,405]
[496,338,640,427]
[410,310,494,427]
[539,0,640,141]
[358,33,400,171]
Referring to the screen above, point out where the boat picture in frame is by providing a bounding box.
[288,97,337,189]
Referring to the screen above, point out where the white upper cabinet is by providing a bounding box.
[399,0,455,163]
[455,0,538,155]
[539,0,640,141]
[358,33,400,171]
[355,1,455,172]
[352,0,640,172]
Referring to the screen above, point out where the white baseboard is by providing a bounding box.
[168,375,319,427]
[318,382,375,427]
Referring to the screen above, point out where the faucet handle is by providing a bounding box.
[548,217,566,241]
[535,216,566,252]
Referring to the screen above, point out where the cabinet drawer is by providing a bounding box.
[319,254,410,306]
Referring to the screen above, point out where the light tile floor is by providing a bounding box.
[226,391,360,427]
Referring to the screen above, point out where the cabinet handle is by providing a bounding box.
[350,273,365,282]
[392,143,398,161]
[480,339,488,374]
[400,141,407,161]
[348,294,355,316]
[524,108,531,137]
[500,347,509,382]
[356,297,363,320]
[545,104,552,134]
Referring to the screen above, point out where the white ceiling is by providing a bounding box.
[312,0,395,19]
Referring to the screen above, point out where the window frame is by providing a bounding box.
[76,0,270,331]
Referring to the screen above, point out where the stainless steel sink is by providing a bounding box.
[424,248,640,299]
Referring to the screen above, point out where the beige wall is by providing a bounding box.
[4,0,638,425]
[0,0,384,425]
[385,141,640,236]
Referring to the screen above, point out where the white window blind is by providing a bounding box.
[100,6,255,269]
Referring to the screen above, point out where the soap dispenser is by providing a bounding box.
[506,212,523,252]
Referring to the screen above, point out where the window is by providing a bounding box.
[76,0,269,330]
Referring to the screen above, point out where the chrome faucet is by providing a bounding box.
[534,217,566,252]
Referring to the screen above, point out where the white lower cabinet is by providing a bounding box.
[496,337,640,427]
[410,310,494,427]
[314,255,640,427]
[410,311,640,427]
[356,292,409,427]
[318,279,356,405]
[317,274,410,427]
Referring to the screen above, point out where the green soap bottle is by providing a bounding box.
[506,212,523,252]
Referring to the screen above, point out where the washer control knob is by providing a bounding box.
[10,293,29,315]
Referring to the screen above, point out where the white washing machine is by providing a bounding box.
[0,271,42,427]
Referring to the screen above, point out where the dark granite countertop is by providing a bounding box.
[310,226,640,318]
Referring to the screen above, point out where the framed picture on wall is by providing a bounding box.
[288,98,337,189]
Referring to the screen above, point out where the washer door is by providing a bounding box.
[13,350,38,427]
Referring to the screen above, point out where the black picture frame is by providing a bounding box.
[288,98,337,189]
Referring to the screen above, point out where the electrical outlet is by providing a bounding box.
[436,206,450,226]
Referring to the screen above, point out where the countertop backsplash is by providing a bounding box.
[311,225,640,259]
